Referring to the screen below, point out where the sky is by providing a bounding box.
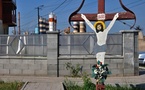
[13,0,145,34]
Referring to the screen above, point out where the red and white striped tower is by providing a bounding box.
[49,12,57,31]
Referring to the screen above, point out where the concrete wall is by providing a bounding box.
[58,55,124,77]
[0,56,47,75]
[47,31,59,77]
[0,30,139,77]
[58,30,139,77]
[121,30,139,76]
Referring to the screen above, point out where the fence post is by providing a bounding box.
[46,31,59,77]
[120,30,139,76]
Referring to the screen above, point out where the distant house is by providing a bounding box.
[0,0,17,34]
[138,31,145,52]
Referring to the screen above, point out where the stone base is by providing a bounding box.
[96,83,105,90]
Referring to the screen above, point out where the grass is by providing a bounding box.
[63,75,144,90]
[106,84,142,90]
[64,62,145,90]
[64,83,143,90]
[0,81,24,90]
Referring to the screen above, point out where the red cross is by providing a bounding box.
[71,0,135,22]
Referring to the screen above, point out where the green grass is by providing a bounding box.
[63,76,144,90]
[0,81,24,90]
[64,83,143,90]
[105,84,142,90]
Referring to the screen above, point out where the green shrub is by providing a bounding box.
[64,73,143,90]
[63,73,95,90]
[106,84,141,90]
[63,78,82,90]
[64,62,143,90]
[0,81,24,90]
[82,72,95,90]
[65,62,82,77]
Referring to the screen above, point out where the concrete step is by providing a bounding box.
[22,82,64,90]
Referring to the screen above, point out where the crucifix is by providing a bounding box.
[69,0,136,64]
[69,1,136,89]
[69,0,136,29]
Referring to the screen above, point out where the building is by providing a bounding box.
[138,31,145,52]
[0,0,17,34]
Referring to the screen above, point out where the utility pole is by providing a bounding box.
[18,12,21,35]
[36,5,44,34]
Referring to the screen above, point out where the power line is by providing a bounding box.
[20,3,60,19]
[128,1,145,8]
[118,20,135,29]
[42,0,70,17]
[55,0,73,14]
[21,0,145,31]
[35,5,44,34]
[19,1,68,31]
[21,19,36,27]
[43,3,61,8]
[97,0,145,29]
[20,9,35,19]
[117,1,145,29]
[52,0,68,12]
[107,0,144,12]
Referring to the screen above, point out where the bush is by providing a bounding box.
[82,72,96,90]
[63,74,143,90]
[65,62,82,77]
[63,73,95,90]
[0,81,24,90]
[63,78,82,90]
[106,84,142,90]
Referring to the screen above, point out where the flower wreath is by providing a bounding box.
[92,60,111,84]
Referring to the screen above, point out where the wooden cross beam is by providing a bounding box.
[70,0,135,22]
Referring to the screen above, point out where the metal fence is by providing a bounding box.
[0,34,47,56]
[0,33,123,56]
[59,33,123,55]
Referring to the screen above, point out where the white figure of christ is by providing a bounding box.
[81,13,119,64]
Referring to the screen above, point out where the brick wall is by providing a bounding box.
[58,55,124,77]
[0,56,47,75]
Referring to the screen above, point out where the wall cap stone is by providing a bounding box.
[120,30,139,33]
[0,56,47,60]
[58,55,123,59]
[46,31,59,34]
